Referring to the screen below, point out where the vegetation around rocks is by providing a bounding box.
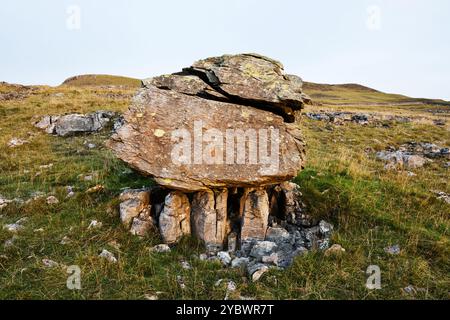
[0,76,448,299]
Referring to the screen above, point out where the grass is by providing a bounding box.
[61,75,141,88]
[0,80,449,300]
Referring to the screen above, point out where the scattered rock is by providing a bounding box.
[248,263,270,282]
[434,191,450,204]
[231,257,250,268]
[177,275,186,289]
[46,196,59,205]
[384,244,401,255]
[88,220,102,230]
[149,244,171,253]
[34,111,117,137]
[181,260,192,270]
[7,138,28,148]
[99,249,117,263]
[60,236,71,245]
[42,258,59,268]
[351,113,369,124]
[217,251,232,266]
[250,241,278,260]
[66,186,75,198]
[325,244,346,256]
[86,185,104,194]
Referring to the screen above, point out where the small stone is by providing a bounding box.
[7,138,28,148]
[248,263,270,282]
[46,196,59,205]
[66,186,75,198]
[60,236,71,245]
[199,253,208,261]
[86,185,104,193]
[144,294,159,300]
[217,251,232,266]
[4,238,15,248]
[88,220,102,229]
[325,244,346,256]
[42,258,59,268]
[177,275,186,289]
[39,163,53,170]
[231,257,250,269]
[403,285,417,295]
[261,252,279,265]
[384,244,401,255]
[99,249,117,263]
[181,261,192,270]
[34,228,44,233]
[249,241,277,260]
[265,227,290,243]
[150,244,171,253]
[319,220,333,236]
[3,223,24,233]
[227,281,237,292]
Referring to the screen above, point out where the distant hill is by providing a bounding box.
[303,82,450,107]
[61,74,141,88]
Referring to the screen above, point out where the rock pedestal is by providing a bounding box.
[111,54,332,274]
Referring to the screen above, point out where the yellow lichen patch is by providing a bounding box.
[154,129,166,137]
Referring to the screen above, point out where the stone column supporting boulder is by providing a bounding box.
[240,188,270,242]
[119,188,154,237]
[111,54,336,273]
[159,191,191,244]
[191,188,228,251]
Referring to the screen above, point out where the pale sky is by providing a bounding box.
[1,0,449,100]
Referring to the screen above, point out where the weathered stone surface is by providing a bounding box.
[35,111,116,136]
[191,189,228,250]
[265,227,290,243]
[189,53,306,121]
[240,189,269,241]
[107,54,307,192]
[119,189,151,227]
[159,191,191,244]
[249,241,277,260]
[278,181,307,226]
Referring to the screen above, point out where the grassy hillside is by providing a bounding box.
[61,75,141,88]
[303,82,450,107]
[0,79,448,299]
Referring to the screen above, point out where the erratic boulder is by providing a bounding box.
[107,53,308,192]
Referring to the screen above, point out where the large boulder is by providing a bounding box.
[107,54,307,192]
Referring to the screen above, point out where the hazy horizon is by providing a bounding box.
[1,0,449,100]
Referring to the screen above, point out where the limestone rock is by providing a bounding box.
[240,189,269,242]
[191,189,228,250]
[119,189,151,227]
[158,191,191,244]
[107,54,307,192]
[189,53,306,121]
[149,244,171,253]
[249,241,278,260]
[265,227,290,243]
[35,111,116,136]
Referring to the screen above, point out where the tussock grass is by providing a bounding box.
[0,83,449,299]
